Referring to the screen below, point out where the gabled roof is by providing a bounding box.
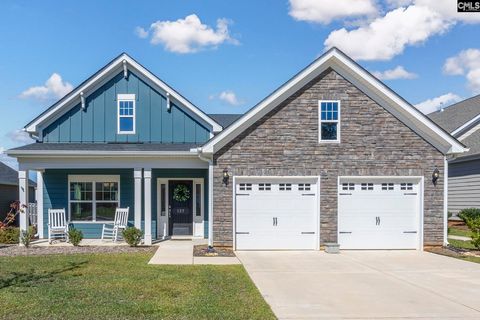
[25,53,223,135]
[428,94,480,133]
[0,162,36,187]
[200,47,467,155]
[208,114,243,128]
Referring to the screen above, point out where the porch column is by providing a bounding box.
[18,170,29,241]
[134,168,142,230]
[443,157,449,247]
[143,169,152,245]
[208,161,214,247]
[36,170,44,239]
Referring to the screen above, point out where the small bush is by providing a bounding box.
[0,227,20,244]
[122,227,143,247]
[464,216,480,249]
[458,208,480,222]
[68,228,83,246]
[20,227,35,248]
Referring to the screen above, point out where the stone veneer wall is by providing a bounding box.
[213,69,445,247]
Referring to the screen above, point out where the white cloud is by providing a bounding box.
[137,14,238,54]
[20,73,73,101]
[324,5,449,61]
[414,93,462,114]
[323,0,480,61]
[372,66,417,80]
[134,26,149,39]
[443,49,480,93]
[210,90,242,106]
[288,0,377,24]
[7,129,33,144]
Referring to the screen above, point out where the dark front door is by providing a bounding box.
[169,180,193,236]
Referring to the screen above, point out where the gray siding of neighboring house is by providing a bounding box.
[449,159,480,215]
[213,69,445,248]
[0,185,35,222]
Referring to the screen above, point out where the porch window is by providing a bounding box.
[117,94,136,134]
[69,175,120,222]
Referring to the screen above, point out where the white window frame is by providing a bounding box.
[117,94,136,134]
[68,175,121,223]
[318,100,341,143]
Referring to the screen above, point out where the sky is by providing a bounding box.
[1,0,480,168]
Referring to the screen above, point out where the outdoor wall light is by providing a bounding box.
[223,168,230,186]
[432,167,440,186]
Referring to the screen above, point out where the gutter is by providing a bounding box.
[5,150,199,158]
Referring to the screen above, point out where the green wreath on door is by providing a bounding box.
[173,184,191,202]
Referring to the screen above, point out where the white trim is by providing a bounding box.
[25,54,222,134]
[201,48,466,155]
[208,161,214,247]
[444,157,449,246]
[67,175,120,223]
[134,169,142,230]
[337,176,423,250]
[144,169,152,245]
[452,113,480,137]
[36,171,44,239]
[7,150,197,157]
[232,175,321,251]
[318,100,341,143]
[117,94,136,134]
[457,122,480,141]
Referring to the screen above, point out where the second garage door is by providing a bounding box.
[235,178,319,250]
[338,178,421,250]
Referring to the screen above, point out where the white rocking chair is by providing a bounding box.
[48,209,69,244]
[101,207,129,242]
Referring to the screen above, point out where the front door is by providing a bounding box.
[169,180,193,236]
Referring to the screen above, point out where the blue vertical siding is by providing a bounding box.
[42,169,143,239]
[42,71,211,143]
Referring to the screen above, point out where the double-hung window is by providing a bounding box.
[69,175,120,222]
[118,94,136,134]
[319,100,340,142]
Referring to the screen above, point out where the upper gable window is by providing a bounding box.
[319,101,340,142]
[117,94,136,134]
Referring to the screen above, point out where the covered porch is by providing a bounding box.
[11,147,213,246]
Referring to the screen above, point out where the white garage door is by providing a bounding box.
[338,178,421,249]
[235,178,318,250]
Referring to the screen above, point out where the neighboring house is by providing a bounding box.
[429,94,480,215]
[7,48,466,250]
[0,162,35,221]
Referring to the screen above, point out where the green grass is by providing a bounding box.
[448,227,473,238]
[0,252,275,320]
[448,238,477,250]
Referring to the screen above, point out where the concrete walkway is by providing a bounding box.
[148,239,240,265]
[448,235,472,241]
[237,250,480,319]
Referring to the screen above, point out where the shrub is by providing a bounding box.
[464,216,480,249]
[122,227,143,247]
[458,208,480,223]
[68,228,83,246]
[20,227,35,248]
[0,227,20,244]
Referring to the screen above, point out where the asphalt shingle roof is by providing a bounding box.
[428,94,480,133]
[10,143,201,152]
[208,114,243,128]
[0,162,35,186]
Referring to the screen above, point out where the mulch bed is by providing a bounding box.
[193,245,236,257]
[426,245,480,258]
[448,220,470,231]
[0,244,156,257]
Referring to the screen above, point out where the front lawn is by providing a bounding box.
[0,252,275,320]
[448,227,473,238]
[448,238,477,250]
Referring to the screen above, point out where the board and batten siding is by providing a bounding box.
[42,71,210,144]
[42,169,157,239]
[449,159,480,215]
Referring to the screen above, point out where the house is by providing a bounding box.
[429,95,480,216]
[6,48,467,250]
[0,162,36,221]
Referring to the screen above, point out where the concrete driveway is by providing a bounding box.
[236,250,480,319]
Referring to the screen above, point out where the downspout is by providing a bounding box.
[196,148,214,248]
